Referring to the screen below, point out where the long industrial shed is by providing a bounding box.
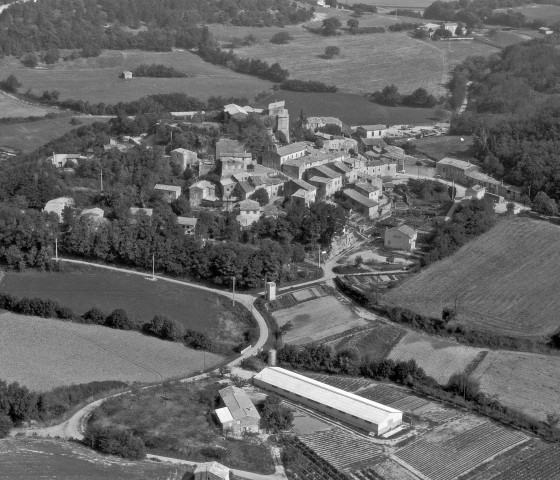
[253,367,402,435]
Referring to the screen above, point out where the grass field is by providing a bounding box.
[0,50,272,103]
[272,294,368,344]
[0,115,102,152]
[495,4,560,23]
[473,351,560,422]
[260,90,440,126]
[383,217,560,338]
[413,134,474,160]
[387,332,487,384]
[0,91,58,118]
[0,438,188,480]
[0,312,224,390]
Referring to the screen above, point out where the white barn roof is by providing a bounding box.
[215,407,234,424]
[254,367,402,426]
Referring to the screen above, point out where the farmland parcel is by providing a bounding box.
[383,217,560,338]
[0,312,224,390]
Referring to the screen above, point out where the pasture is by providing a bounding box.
[394,418,527,480]
[273,294,368,344]
[0,50,272,103]
[0,115,102,153]
[387,332,486,384]
[472,351,560,422]
[0,91,58,118]
[259,90,440,126]
[0,438,187,480]
[495,4,560,23]
[383,217,560,337]
[0,312,224,390]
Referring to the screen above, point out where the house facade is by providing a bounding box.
[343,188,378,219]
[357,124,387,139]
[284,178,317,207]
[384,225,417,251]
[170,148,197,172]
[236,199,261,228]
[154,184,182,202]
[262,142,308,170]
[215,386,260,437]
[177,216,198,235]
[189,181,216,206]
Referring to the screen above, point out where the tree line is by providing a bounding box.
[130,64,189,78]
[0,379,126,438]
[370,84,438,107]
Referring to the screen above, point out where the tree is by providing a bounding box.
[143,314,183,341]
[262,394,293,431]
[43,49,59,64]
[354,255,363,267]
[270,31,293,44]
[249,188,270,207]
[21,53,38,68]
[82,307,106,325]
[347,19,359,33]
[322,17,342,36]
[446,372,481,401]
[533,191,558,216]
[546,412,560,428]
[324,46,340,58]
[105,309,136,330]
[0,75,21,93]
[0,414,12,438]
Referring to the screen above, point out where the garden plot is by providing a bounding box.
[394,419,527,480]
[273,295,368,344]
[388,331,487,384]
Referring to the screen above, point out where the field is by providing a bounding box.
[260,90,439,126]
[388,332,487,384]
[0,50,272,103]
[489,445,560,480]
[413,134,474,160]
[91,380,275,473]
[0,312,224,390]
[383,217,560,337]
[326,321,406,361]
[472,350,560,422]
[0,91,58,118]
[394,418,527,480]
[272,294,368,344]
[495,4,560,23]
[0,438,187,480]
[0,115,102,153]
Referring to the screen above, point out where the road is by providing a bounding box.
[11,258,268,440]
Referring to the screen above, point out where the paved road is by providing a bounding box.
[11,258,269,440]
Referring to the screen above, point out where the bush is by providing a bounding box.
[84,424,145,460]
[82,307,106,325]
[262,395,293,431]
[200,446,227,460]
[280,79,337,93]
[324,46,340,58]
[105,309,136,330]
[21,53,38,68]
[270,31,293,44]
[142,314,183,341]
[0,75,21,93]
[0,414,13,438]
[184,329,213,350]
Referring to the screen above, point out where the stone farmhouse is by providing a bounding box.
[343,188,379,219]
[215,386,260,437]
[356,124,387,139]
[284,178,317,207]
[177,216,197,235]
[170,148,197,173]
[189,180,217,206]
[236,199,262,228]
[154,184,182,202]
[384,225,417,251]
[262,142,308,170]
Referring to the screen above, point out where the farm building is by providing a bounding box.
[177,217,197,235]
[121,71,132,80]
[170,148,197,172]
[466,184,486,200]
[357,125,387,139]
[384,225,417,251]
[215,386,260,436]
[154,184,182,202]
[194,462,230,480]
[539,26,553,34]
[254,367,402,435]
[51,153,82,168]
[43,197,75,221]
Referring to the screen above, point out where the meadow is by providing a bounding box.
[472,350,560,422]
[272,294,368,344]
[0,438,187,480]
[387,331,487,383]
[0,312,224,390]
[0,91,57,118]
[0,115,101,153]
[494,4,560,23]
[413,134,474,160]
[0,50,272,103]
[383,217,560,338]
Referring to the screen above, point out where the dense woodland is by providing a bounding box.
[449,40,560,203]
[0,0,313,55]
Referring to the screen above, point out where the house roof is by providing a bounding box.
[220,178,236,186]
[177,217,198,227]
[284,151,345,168]
[215,407,234,424]
[237,181,255,194]
[154,184,181,193]
[328,161,352,173]
[310,164,341,179]
[129,207,153,217]
[80,207,104,218]
[465,170,501,185]
[277,142,308,157]
[357,172,376,181]
[289,178,316,192]
[224,104,248,116]
[254,367,401,426]
[238,199,260,211]
[354,182,379,193]
[194,462,230,479]
[291,189,309,198]
[469,184,485,192]
[308,176,331,184]
[390,225,416,237]
[360,124,386,131]
[343,188,378,208]
[438,157,475,170]
[190,180,214,190]
[171,148,193,154]
[360,138,387,147]
[219,385,260,421]
[307,116,342,125]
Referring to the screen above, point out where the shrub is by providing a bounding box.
[270,31,293,44]
[0,75,21,93]
[56,306,75,320]
[200,446,227,459]
[142,314,183,341]
[184,329,213,350]
[84,424,145,460]
[105,309,136,330]
[21,53,38,68]
[0,414,12,438]
[82,307,106,325]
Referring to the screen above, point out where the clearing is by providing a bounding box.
[387,331,487,384]
[272,292,368,344]
[0,312,224,390]
[472,350,560,422]
[0,437,187,480]
[383,216,560,338]
[412,134,474,160]
[0,91,58,118]
[0,115,102,153]
[0,50,272,104]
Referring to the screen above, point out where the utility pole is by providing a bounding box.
[55,237,58,261]
[318,246,321,270]
[100,168,103,192]
[232,276,236,306]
